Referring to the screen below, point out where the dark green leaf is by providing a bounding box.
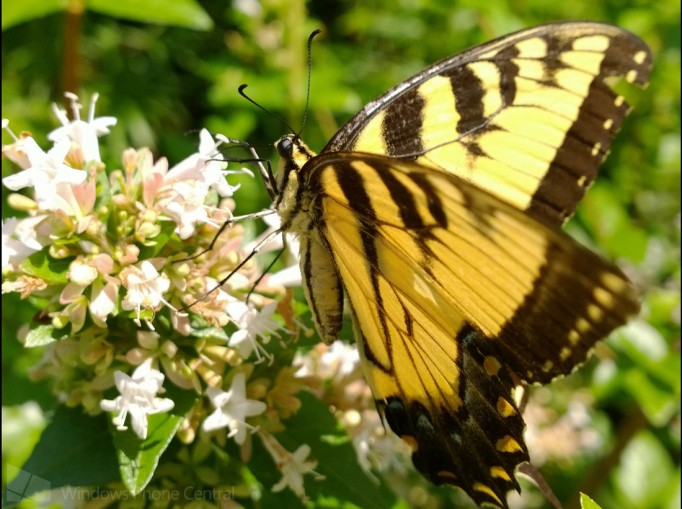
[88,0,212,30]
[580,493,603,509]
[1,0,67,30]
[20,250,72,285]
[249,392,404,509]
[136,220,175,259]
[113,386,197,494]
[4,406,119,504]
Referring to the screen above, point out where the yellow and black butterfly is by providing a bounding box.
[267,21,651,508]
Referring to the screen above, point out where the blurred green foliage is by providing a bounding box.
[2,1,679,508]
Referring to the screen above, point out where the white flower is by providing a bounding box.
[350,410,411,479]
[2,216,45,268]
[120,261,173,327]
[321,341,360,378]
[2,119,31,168]
[59,255,118,329]
[202,372,267,444]
[272,444,322,497]
[2,137,87,210]
[226,301,280,361]
[68,259,98,286]
[48,92,117,163]
[100,358,175,439]
[40,177,96,220]
[88,278,119,326]
[165,129,242,197]
[260,432,324,501]
[152,129,256,238]
[294,341,360,382]
[162,181,215,239]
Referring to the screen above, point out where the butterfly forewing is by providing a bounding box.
[324,21,652,226]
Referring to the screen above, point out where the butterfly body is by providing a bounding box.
[272,21,651,508]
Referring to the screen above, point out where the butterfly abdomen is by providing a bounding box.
[275,135,345,344]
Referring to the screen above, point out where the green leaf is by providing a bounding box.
[580,493,603,509]
[24,324,67,347]
[578,182,648,261]
[613,430,675,508]
[611,321,680,387]
[664,469,681,509]
[20,249,72,285]
[88,0,213,30]
[623,368,679,426]
[2,404,47,504]
[1,0,67,30]
[609,321,681,421]
[137,221,176,259]
[190,327,230,345]
[4,406,119,504]
[113,386,197,495]
[114,414,181,495]
[249,392,404,509]
[1,292,55,408]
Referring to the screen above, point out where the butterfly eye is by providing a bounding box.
[276,137,294,158]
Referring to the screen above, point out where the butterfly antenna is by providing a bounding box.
[297,29,321,138]
[238,84,297,135]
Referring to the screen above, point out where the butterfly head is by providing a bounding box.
[276,133,316,168]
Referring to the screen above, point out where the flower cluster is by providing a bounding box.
[295,341,412,480]
[1,93,327,502]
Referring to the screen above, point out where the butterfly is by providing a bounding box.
[264,21,651,508]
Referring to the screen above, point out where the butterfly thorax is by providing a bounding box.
[273,134,319,235]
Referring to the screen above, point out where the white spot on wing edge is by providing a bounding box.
[634,50,648,65]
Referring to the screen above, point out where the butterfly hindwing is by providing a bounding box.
[324,21,652,226]
[282,151,640,506]
[371,324,528,508]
